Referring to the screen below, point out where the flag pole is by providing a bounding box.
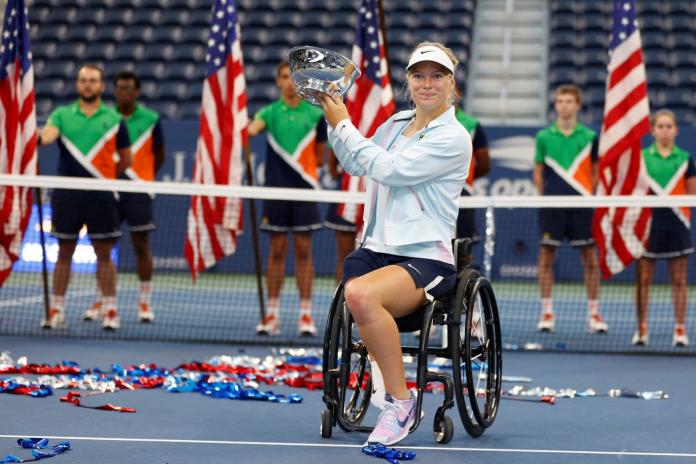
[34,186,50,321]
[377,0,391,80]
[243,144,266,323]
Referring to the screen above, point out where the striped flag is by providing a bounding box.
[338,0,394,226]
[592,0,651,278]
[185,0,247,280]
[0,0,38,287]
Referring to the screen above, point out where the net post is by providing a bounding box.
[243,144,266,323]
[483,200,495,279]
[34,186,50,321]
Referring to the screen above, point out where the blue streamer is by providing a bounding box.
[1,438,70,463]
[362,444,415,464]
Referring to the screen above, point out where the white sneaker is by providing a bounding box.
[102,309,121,331]
[297,314,317,336]
[673,327,689,347]
[588,314,608,333]
[41,308,67,329]
[367,390,418,446]
[256,314,280,336]
[631,328,649,346]
[138,303,155,323]
[83,301,103,321]
[536,312,555,332]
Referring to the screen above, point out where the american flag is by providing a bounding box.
[338,0,394,225]
[0,0,37,288]
[185,0,247,280]
[592,0,651,278]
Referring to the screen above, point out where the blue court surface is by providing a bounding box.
[4,273,695,355]
[1,336,695,463]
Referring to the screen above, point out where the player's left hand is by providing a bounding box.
[320,93,350,128]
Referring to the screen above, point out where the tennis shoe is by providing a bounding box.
[256,313,280,336]
[83,301,103,321]
[102,309,120,331]
[367,390,417,446]
[297,314,317,336]
[41,308,66,329]
[673,326,689,347]
[588,314,608,333]
[138,303,155,323]
[536,312,555,332]
[631,327,649,346]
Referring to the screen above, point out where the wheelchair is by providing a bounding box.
[320,238,502,444]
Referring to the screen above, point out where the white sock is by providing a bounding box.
[587,299,599,316]
[541,298,553,315]
[50,295,65,311]
[300,299,312,317]
[103,296,117,314]
[369,358,386,410]
[267,298,280,317]
[93,287,103,307]
[139,281,152,306]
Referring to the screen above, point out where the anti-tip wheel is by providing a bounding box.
[320,408,333,438]
[433,414,454,444]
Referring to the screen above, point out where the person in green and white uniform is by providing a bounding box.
[635,110,696,347]
[38,64,132,331]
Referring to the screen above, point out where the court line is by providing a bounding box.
[0,289,93,308]
[0,435,694,458]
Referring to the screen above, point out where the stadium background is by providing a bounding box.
[3,0,696,352]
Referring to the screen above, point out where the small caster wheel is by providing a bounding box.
[321,408,333,438]
[433,414,454,444]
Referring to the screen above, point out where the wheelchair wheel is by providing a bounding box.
[324,288,372,429]
[433,413,454,444]
[450,267,503,437]
[320,408,333,438]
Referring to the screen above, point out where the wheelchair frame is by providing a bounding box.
[320,238,503,444]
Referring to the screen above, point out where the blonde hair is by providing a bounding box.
[651,109,677,127]
[405,41,461,106]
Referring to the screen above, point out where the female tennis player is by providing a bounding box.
[320,42,471,445]
[635,110,696,347]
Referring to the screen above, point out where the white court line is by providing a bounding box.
[0,435,694,458]
[0,289,93,309]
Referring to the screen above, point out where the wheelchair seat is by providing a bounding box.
[394,237,473,333]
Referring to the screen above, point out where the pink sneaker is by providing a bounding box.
[367,390,417,446]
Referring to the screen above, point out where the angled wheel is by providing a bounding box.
[450,268,503,437]
[463,273,502,428]
[324,287,372,430]
[337,303,372,427]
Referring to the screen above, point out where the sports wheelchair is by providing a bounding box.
[320,238,502,444]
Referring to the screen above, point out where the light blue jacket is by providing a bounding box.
[328,106,471,261]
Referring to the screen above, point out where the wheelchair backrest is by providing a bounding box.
[452,238,472,273]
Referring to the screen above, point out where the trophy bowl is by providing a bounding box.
[288,46,361,105]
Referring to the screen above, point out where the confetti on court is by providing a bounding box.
[1,438,70,463]
[362,444,416,464]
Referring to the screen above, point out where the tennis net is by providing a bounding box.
[1,174,695,355]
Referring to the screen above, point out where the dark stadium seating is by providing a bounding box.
[29,0,474,120]
[549,0,696,124]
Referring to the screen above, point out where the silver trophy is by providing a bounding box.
[288,46,361,105]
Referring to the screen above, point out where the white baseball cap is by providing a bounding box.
[406,45,455,74]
